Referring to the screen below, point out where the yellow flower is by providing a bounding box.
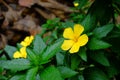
[61,24,88,53]
[20,35,34,47]
[13,47,27,58]
[74,2,79,7]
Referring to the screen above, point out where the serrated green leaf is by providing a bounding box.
[26,67,38,80]
[88,38,111,50]
[81,14,97,32]
[79,47,87,61]
[40,66,63,80]
[10,74,26,80]
[0,59,31,71]
[84,67,109,80]
[42,39,63,60]
[90,52,110,66]
[33,35,46,55]
[57,66,78,79]
[4,45,17,59]
[93,24,114,39]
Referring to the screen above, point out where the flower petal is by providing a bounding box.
[61,40,75,51]
[20,36,34,47]
[69,43,80,53]
[13,51,22,58]
[63,27,74,39]
[30,36,34,41]
[24,36,30,42]
[20,41,28,47]
[78,34,88,46]
[74,2,79,7]
[20,47,27,58]
[74,24,84,38]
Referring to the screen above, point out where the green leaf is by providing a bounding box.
[0,67,3,73]
[26,48,39,65]
[71,54,81,70]
[79,47,87,61]
[42,39,63,60]
[26,67,38,80]
[33,35,46,55]
[76,0,88,8]
[81,14,97,32]
[78,75,84,80]
[56,53,64,65]
[93,24,114,39]
[84,67,109,80]
[106,66,118,78]
[0,75,7,80]
[61,21,74,28]
[0,50,3,54]
[10,74,26,80]
[0,59,31,71]
[88,38,111,50]
[57,66,78,79]
[40,66,63,80]
[90,51,110,66]
[4,45,17,59]
[36,74,40,80]
[52,30,58,39]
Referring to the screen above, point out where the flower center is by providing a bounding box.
[73,36,78,42]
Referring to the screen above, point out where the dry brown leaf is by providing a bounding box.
[1,0,23,23]
[12,15,41,35]
[37,0,72,12]
[35,7,56,19]
[0,34,7,49]
[2,8,23,23]
[116,15,120,24]
[19,0,37,7]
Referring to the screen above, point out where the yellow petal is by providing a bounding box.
[20,47,27,58]
[20,41,28,47]
[20,36,33,47]
[24,36,30,42]
[69,43,80,53]
[74,24,84,38]
[30,36,34,41]
[74,2,79,7]
[63,27,74,39]
[78,34,88,46]
[28,36,34,44]
[61,40,75,51]
[13,51,22,58]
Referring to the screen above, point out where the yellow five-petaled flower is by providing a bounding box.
[13,47,27,58]
[20,35,34,47]
[61,24,88,53]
